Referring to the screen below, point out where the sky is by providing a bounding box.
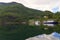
[0,0,60,13]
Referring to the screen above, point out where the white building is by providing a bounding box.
[35,21,40,26]
[29,19,40,26]
[43,20,54,26]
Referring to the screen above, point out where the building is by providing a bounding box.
[35,21,40,26]
[28,19,40,26]
[43,20,58,26]
[44,16,48,18]
[28,19,35,26]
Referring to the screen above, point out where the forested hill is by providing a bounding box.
[0,2,60,21]
[0,2,44,17]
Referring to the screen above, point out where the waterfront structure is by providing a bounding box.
[28,19,58,26]
[35,21,40,26]
[28,19,35,26]
[43,20,58,26]
[29,19,40,26]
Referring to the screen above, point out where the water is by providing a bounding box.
[26,32,60,40]
[43,24,54,26]
[0,23,59,40]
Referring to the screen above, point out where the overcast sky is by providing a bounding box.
[0,0,60,13]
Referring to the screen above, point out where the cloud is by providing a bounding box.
[19,0,60,12]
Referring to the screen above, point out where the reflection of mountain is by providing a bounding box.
[26,32,60,40]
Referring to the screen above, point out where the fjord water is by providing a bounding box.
[0,24,60,40]
[26,32,60,40]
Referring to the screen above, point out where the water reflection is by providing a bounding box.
[43,24,54,26]
[26,32,60,40]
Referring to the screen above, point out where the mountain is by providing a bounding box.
[0,2,23,9]
[0,2,22,6]
[0,2,47,21]
[0,2,59,20]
